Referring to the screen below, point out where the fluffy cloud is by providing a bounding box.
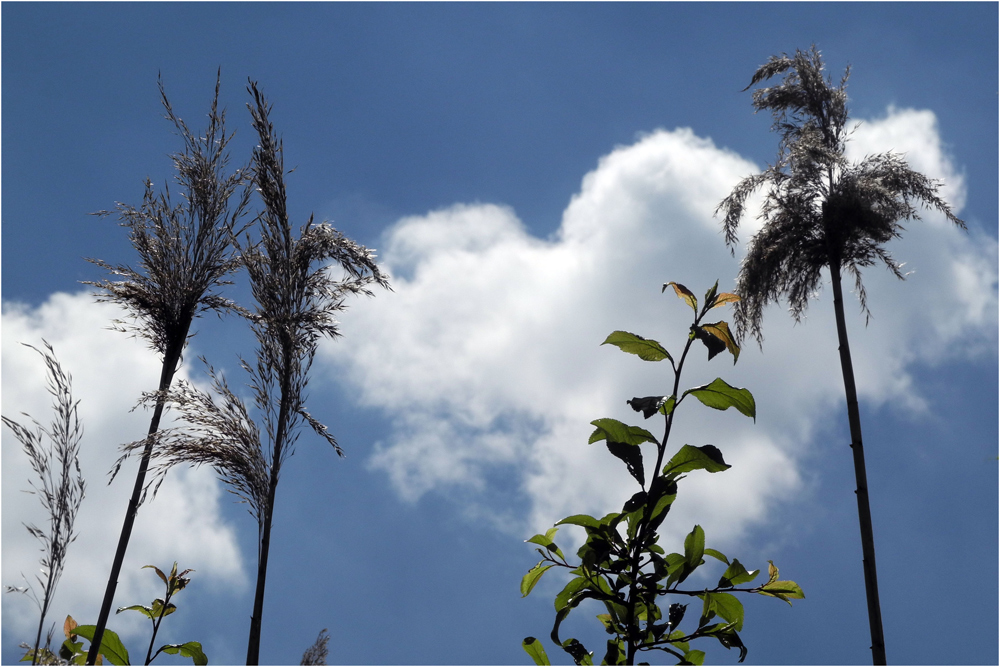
[319,109,996,550]
[1,294,246,648]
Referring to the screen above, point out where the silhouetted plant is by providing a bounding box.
[53,563,206,666]
[717,46,965,665]
[84,71,251,665]
[3,342,86,666]
[300,629,330,666]
[119,80,391,665]
[521,282,802,666]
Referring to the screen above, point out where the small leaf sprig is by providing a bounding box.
[50,563,206,666]
[520,281,803,666]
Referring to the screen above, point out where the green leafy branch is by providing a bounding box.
[35,563,207,666]
[520,281,802,666]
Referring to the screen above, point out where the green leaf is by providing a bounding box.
[663,282,698,312]
[666,629,690,652]
[151,599,177,618]
[718,559,758,588]
[555,577,590,612]
[161,642,208,666]
[700,321,740,364]
[703,281,719,308]
[69,626,130,666]
[703,592,745,631]
[664,552,687,588]
[660,396,676,416]
[704,548,729,565]
[662,444,731,476]
[683,525,705,571]
[595,613,615,634]
[526,530,565,560]
[682,649,706,665]
[601,331,672,362]
[557,514,602,530]
[521,561,554,597]
[522,637,551,666]
[683,378,755,421]
[759,580,805,606]
[116,604,155,620]
[588,418,657,446]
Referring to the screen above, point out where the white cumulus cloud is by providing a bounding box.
[319,109,996,553]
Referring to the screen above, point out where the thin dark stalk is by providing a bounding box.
[246,345,294,665]
[829,258,886,665]
[142,568,184,665]
[92,341,182,666]
[626,322,699,665]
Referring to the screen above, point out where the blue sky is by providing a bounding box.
[2,3,997,666]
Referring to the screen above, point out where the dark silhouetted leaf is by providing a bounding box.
[561,638,593,666]
[668,603,687,632]
[602,638,624,666]
[606,441,644,486]
[692,325,727,360]
[627,396,668,419]
[622,490,647,513]
[701,321,741,363]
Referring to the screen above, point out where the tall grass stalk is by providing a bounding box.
[84,71,250,665]
[118,80,390,665]
[3,341,86,666]
[717,46,964,665]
